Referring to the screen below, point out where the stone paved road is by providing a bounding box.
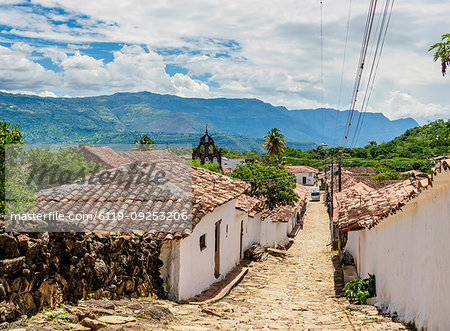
[164,198,410,330]
[13,198,410,330]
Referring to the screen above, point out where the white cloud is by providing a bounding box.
[0,44,58,91]
[0,89,57,97]
[0,0,449,122]
[373,91,450,124]
[59,45,209,97]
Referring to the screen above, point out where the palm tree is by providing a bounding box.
[429,34,450,76]
[262,128,287,156]
[134,134,155,151]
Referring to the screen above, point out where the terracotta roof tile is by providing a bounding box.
[286,165,319,174]
[261,184,309,222]
[11,154,248,239]
[336,161,449,231]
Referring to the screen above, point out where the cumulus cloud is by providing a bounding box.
[0,44,59,91]
[0,0,449,122]
[373,91,450,123]
[59,45,209,97]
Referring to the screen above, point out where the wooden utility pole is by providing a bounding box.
[338,152,342,192]
[330,155,334,216]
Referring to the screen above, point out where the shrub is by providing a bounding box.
[343,274,376,304]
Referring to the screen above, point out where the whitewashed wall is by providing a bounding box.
[294,173,316,186]
[245,214,262,252]
[260,215,289,247]
[176,200,240,301]
[345,171,450,331]
[222,158,246,168]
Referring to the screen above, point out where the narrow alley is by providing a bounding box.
[165,198,409,330]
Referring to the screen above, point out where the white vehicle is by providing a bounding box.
[310,187,320,201]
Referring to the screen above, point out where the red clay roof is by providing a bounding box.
[286,165,319,174]
[337,159,450,231]
[78,146,183,168]
[236,195,265,218]
[261,184,309,222]
[27,159,248,239]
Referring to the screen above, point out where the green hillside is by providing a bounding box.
[0,91,418,149]
[282,120,450,172]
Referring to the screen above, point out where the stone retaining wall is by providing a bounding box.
[0,232,164,322]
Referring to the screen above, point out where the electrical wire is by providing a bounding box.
[342,0,378,148]
[351,0,394,147]
[334,0,353,143]
[320,0,325,144]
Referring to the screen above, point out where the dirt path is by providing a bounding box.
[165,198,409,330]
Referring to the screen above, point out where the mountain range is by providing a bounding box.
[0,91,418,151]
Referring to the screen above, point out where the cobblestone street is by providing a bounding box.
[13,198,410,330]
[164,198,409,330]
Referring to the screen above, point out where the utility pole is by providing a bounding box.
[330,154,334,217]
[338,151,342,192]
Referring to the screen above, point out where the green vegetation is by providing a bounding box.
[429,33,450,76]
[1,121,25,213]
[134,134,156,151]
[0,91,414,149]
[192,159,223,174]
[280,120,449,173]
[21,146,104,190]
[344,274,376,304]
[219,147,261,159]
[229,162,298,210]
[262,128,287,156]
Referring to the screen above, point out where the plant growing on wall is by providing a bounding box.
[343,274,376,304]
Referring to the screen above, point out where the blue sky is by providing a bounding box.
[0,0,449,124]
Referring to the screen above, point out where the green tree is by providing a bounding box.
[429,33,450,76]
[192,159,223,174]
[0,121,24,213]
[22,146,104,190]
[262,128,287,156]
[134,134,156,151]
[229,162,298,210]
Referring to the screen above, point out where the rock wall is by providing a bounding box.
[0,232,164,322]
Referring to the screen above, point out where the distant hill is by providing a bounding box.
[367,119,450,159]
[0,91,418,151]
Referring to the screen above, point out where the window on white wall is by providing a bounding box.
[199,234,207,251]
[226,224,229,237]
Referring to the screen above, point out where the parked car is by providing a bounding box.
[310,187,320,201]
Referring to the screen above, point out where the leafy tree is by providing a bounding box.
[0,121,24,213]
[262,128,287,156]
[192,159,223,174]
[229,162,298,210]
[429,34,450,76]
[22,146,104,190]
[134,134,156,151]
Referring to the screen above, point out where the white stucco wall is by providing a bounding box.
[239,212,262,253]
[345,171,450,331]
[177,200,241,301]
[222,158,246,168]
[294,173,316,186]
[260,215,289,247]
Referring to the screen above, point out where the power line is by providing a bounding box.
[342,0,378,148]
[334,0,353,142]
[320,0,325,144]
[352,0,394,147]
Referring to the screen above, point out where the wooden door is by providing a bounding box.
[214,221,221,278]
[240,220,244,260]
